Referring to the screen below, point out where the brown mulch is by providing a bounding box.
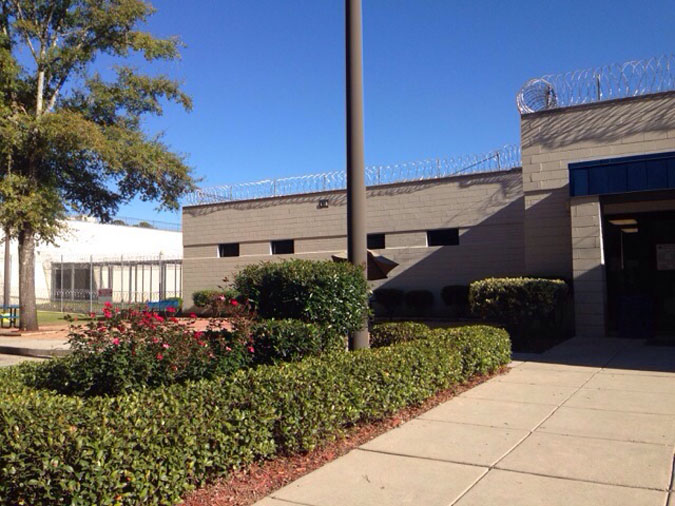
[182,367,509,506]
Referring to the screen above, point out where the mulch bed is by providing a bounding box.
[182,367,508,506]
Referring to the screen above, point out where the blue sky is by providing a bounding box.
[115,0,675,224]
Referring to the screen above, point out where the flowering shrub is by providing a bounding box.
[32,302,254,396]
[1,325,510,504]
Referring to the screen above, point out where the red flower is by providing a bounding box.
[103,309,112,319]
[230,299,239,306]
[169,317,178,323]
[155,315,164,322]
[111,337,120,346]
[104,301,112,308]
[167,307,176,313]
[152,337,160,344]
[189,312,197,319]
[193,331,204,340]
[89,312,96,318]
[156,353,163,360]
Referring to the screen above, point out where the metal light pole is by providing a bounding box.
[346,0,369,349]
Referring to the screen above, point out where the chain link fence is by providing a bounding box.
[36,254,182,314]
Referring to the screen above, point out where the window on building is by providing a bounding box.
[271,239,294,255]
[218,243,240,257]
[367,233,386,250]
[427,228,459,246]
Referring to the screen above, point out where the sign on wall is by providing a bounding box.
[656,244,675,271]
[97,288,113,303]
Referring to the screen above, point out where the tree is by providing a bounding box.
[0,1,194,330]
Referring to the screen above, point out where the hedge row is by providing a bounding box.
[0,325,510,505]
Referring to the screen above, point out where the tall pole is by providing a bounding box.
[346,0,369,349]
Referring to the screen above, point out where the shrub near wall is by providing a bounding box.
[234,260,369,337]
[0,325,510,505]
[469,277,569,347]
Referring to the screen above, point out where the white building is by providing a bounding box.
[0,217,183,310]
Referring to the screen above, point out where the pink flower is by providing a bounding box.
[167,307,176,313]
[218,295,225,301]
[225,346,232,352]
[189,313,197,319]
[89,312,96,318]
[152,337,159,344]
[248,346,255,353]
[111,337,120,345]
[156,353,163,360]
[104,301,112,308]
[162,343,170,349]
[230,299,239,306]
[155,315,164,322]
[103,309,112,319]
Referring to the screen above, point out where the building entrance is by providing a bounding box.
[604,210,675,337]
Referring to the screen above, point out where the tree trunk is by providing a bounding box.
[18,226,38,330]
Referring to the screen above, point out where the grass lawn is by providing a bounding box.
[36,310,91,326]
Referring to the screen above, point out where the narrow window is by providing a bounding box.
[271,239,294,255]
[218,243,240,257]
[427,228,459,246]
[367,233,386,250]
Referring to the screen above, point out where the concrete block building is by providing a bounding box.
[183,54,675,337]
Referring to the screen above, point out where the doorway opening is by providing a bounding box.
[603,210,675,337]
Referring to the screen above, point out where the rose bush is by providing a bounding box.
[31,301,255,397]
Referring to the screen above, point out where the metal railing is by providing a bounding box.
[517,54,675,114]
[184,144,521,206]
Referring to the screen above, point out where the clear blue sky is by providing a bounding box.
[116,0,675,224]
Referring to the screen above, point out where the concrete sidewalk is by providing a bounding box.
[255,338,675,506]
[0,335,69,359]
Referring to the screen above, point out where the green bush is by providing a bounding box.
[234,259,369,337]
[251,319,345,364]
[0,325,510,505]
[469,277,569,346]
[373,288,404,317]
[369,321,432,348]
[435,326,511,377]
[31,306,252,397]
[404,289,435,315]
[192,289,221,308]
[441,285,470,317]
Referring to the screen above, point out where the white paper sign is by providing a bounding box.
[656,244,675,271]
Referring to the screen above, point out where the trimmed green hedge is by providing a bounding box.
[251,319,345,364]
[0,325,510,505]
[370,321,432,348]
[234,259,369,337]
[469,277,569,347]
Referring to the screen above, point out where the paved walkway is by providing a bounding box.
[255,337,675,506]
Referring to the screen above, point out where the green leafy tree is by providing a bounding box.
[0,1,194,329]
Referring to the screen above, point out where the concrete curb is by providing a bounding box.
[0,345,69,359]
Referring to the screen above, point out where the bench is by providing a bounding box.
[1,305,19,328]
[145,299,181,313]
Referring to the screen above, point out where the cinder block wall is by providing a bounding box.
[521,91,675,335]
[182,169,525,312]
[521,91,675,280]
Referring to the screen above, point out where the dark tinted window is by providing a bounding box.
[427,228,459,246]
[367,233,385,250]
[271,239,294,255]
[218,243,240,257]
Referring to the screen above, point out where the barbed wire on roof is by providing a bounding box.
[184,144,521,206]
[517,54,675,114]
